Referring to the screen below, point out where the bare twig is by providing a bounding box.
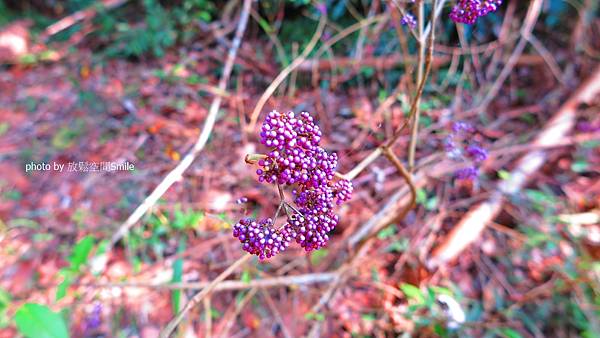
[310,14,388,67]
[204,297,212,338]
[160,254,253,337]
[85,271,338,291]
[246,14,327,132]
[41,0,128,41]
[477,0,543,112]
[261,289,293,338]
[296,54,451,71]
[216,288,257,338]
[407,0,438,171]
[525,33,566,85]
[103,0,252,264]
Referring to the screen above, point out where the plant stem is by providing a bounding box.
[277,183,286,203]
[274,202,285,220]
[407,0,426,171]
[284,202,303,216]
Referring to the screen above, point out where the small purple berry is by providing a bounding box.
[450,0,503,25]
[401,13,416,29]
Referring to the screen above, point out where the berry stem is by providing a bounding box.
[274,201,285,220]
[277,183,285,202]
[284,202,303,217]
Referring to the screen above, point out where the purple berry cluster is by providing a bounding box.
[232,218,295,260]
[444,121,488,180]
[450,0,503,24]
[292,185,339,251]
[257,111,322,185]
[234,110,353,259]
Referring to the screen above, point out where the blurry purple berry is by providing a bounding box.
[315,2,327,16]
[236,197,249,204]
[84,303,102,333]
[455,166,479,180]
[445,121,487,181]
[451,121,474,134]
[443,136,462,160]
[576,121,600,132]
[401,13,416,29]
[466,144,488,163]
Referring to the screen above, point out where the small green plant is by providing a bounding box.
[56,235,96,300]
[0,288,11,328]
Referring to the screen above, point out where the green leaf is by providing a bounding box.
[209,308,221,319]
[55,271,73,301]
[525,189,555,205]
[385,238,408,252]
[429,285,453,296]
[304,312,325,321]
[94,239,110,257]
[0,289,10,310]
[171,238,186,314]
[51,121,84,150]
[400,283,425,304]
[582,140,600,149]
[425,196,438,211]
[571,160,588,173]
[15,303,69,338]
[69,235,95,271]
[0,288,11,328]
[499,327,523,338]
[0,122,9,136]
[241,270,252,284]
[422,115,433,128]
[378,90,388,103]
[360,66,375,78]
[434,323,448,337]
[416,188,427,205]
[361,313,376,321]
[498,170,511,180]
[310,249,329,265]
[371,266,380,282]
[377,225,396,239]
[173,209,186,229]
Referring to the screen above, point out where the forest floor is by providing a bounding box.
[1,3,600,337]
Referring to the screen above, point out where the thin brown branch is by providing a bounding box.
[246,14,326,132]
[216,288,257,338]
[85,271,338,291]
[477,0,543,112]
[160,254,252,337]
[408,0,438,171]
